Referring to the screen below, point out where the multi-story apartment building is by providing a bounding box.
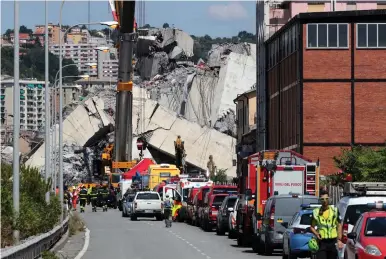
[66,27,89,44]
[255,0,386,163]
[9,33,32,45]
[1,79,46,132]
[102,59,119,79]
[33,23,61,45]
[50,43,99,76]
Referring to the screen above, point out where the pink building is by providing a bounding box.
[268,1,386,36]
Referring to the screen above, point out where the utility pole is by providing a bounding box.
[44,0,51,203]
[13,0,20,244]
[114,1,136,172]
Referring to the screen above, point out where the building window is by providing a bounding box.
[307,23,348,48]
[357,23,386,48]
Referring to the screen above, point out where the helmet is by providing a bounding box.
[308,237,319,252]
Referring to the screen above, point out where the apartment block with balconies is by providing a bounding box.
[1,79,46,132]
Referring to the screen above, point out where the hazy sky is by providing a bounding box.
[1,1,256,37]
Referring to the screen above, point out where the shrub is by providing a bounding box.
[333,146,386,182]
[69,212,85,236]
[211,168,228,183]
[1,163,61,247]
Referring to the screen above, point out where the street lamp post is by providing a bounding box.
[13,0,20,244]
[45,0,50,204]
[58,14,117,221]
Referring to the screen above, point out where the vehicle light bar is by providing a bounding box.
[367,202,386,210]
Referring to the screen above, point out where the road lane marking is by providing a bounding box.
[168,229,211,259]
[74,228,90,259]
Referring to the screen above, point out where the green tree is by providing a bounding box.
[211,169,228,183]
[1,164,61,247]
[1,46,79,83]
[333,145,386,182]
[163,23,170,28]
[142,24,151,29]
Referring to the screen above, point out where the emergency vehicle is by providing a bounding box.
[199,184,238,230]
[237,150,320,249]
[175,178,213,222]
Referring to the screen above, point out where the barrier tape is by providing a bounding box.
[0,216,70,259]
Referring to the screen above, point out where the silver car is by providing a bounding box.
[122,194,135,217]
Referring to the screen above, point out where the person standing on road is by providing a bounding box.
[163,194,174,228]
[310,190,343,259]
[79,186,88,213]
[72,188,78,211]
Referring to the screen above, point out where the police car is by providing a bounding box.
[282,204,334,259]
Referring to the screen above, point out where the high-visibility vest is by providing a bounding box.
[313,206,338,239]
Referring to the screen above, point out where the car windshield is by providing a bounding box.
[183,188,190,199]
[300,213,313,225]
[213,196,226,206]
[275,198,319,217]
[227,198,237,208]
[344,205,372,225]
[365,217,386,237]
[136,193,159,200]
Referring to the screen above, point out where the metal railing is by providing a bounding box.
[0,216,69,259]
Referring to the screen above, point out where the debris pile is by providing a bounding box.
[24,28,257,184]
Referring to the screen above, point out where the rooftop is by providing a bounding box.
[266,9,386,44]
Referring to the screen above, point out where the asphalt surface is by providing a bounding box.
[81,208,282,259]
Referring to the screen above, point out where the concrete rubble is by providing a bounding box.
[144,42,256,135]
[26,86,237,184]
[24,28,258,185]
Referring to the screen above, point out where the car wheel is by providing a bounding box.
[216,224,225,235]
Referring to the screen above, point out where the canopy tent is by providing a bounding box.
[121,158,154,180]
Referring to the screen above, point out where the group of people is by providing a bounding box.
[64,184,116,212]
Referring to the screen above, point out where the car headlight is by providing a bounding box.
[365,245,382,256]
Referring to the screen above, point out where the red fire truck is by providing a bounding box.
[236,150,320,248]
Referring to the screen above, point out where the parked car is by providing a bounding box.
[345,202,386,259]
[122,194,135,217]
[337,182,386,259]
[282,204,322,259]
[201,194,228,231]
[255,194,320,255]
[216,195,238,235]
[228,197,240,239]
[131,191,163,221]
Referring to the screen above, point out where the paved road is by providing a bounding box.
[80,208,282,259]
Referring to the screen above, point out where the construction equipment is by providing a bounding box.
[100,1,138,185]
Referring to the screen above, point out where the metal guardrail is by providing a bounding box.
[0,216,69,259]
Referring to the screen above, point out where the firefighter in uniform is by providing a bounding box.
[87,184,92,205]
[79,186,88,213]
[310,190,343,259]
[90,187,99,212]
[101,185,110,211]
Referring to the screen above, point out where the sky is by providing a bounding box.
[1,1,256,37]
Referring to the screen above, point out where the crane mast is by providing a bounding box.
[112,0,137,172]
